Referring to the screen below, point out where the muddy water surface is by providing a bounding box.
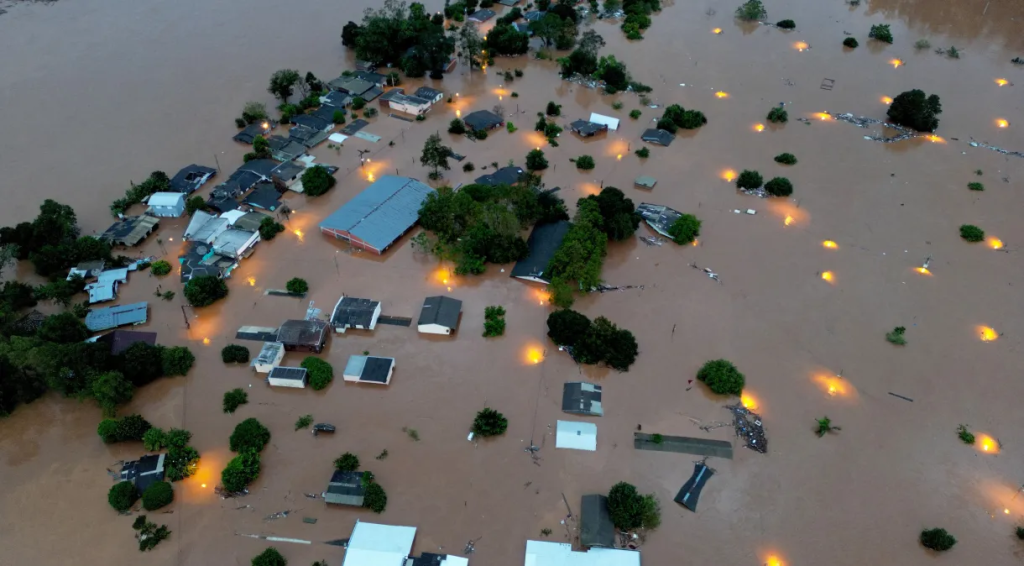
[2,0,1024,565]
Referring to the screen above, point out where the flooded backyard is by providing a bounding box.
[1,0,1024,564]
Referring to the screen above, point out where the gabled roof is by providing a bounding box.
[332,297,380,328]
[232,211,271,232]
[380,88,405,102]
[418,296,462,329]
[562,382,603,416]
[211,228,258,258]
[169,164,217,194]
[291,113,332,132]
[322,90,352,107]
[276,319,329,347]
[206,195,239,213]
[570,120,608,137]
[344,355,395,384]
[100,216,160,247]
[510,220,571,282]
[329,76,375,96]
[98,330,157,355]
[468,8,496,21]
[219,167,267,196]
[268,135,307,161]
[234,122,270,144]
[268,366,307,381]
[635,203,682,238]
[324,470,367,505]
[120,454,166,493]
[641,128,674,146]
[353,70,388,85]
[273,160,305,182]
[178,241,237,282]
[342,521,417,566]
[319,176,436,252]
[243,182,282,211]
[147,192,185,207]
[240,159,279,179]
[524,10,544,21]
[580,494,615,548]
[85,302,149,332]
[414,86,443,100]
[184,210,229,242]
[474,166,524,187]
[588,113,620,131]
[463,110,504,131]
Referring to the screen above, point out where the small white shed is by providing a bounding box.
[389,94,432,116]
[589,112,620,132]
[251,342,285,373]
[268,366,308,388]
[146,192,187,217]
[555,420,597,451]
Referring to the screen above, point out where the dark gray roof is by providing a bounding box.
[243,183,282,211]
[276,319,329,347]
[468,8,496,21]
[268,135,307,161]
[234,122,269,144]
[322,91,352,107]
[353,70,387,85]
[221,167,267,196]
[100,216,160,247]
[233,211,271,232]
[205,195,239,214]
[361,86,384,102]
[98,330,157,355]
[85,302,149,332]
[360,357,393,383]
[641,128,675,146]
[380,88,405,102]
[674,462,714,512]
[496,0,521,6]
[562,382,603,416]
[178,242,236,282]
[414,86,443,100]
[332,297,380,328]
[407,554,458,566]
[570,120,608,137]
[324,470,366,505]
[510,221,571,282]
[524,10,544,21]
[319,176,435,252]
[580,494,615,548]
[463,110,504,131]
[418,296,462,330]
[120,454,166,493]
[474,166,524,187]
[291,113,331,132]
[268,366,307,381]
[329,76,375,96]
[169,164,217,194]
[513,22,531,34]
[636,203,683,238]
[272,160,304,182]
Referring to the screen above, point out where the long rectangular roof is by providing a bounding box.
[510,221,571,282]
[580,494,615,548]
[343,521,417,566]
[562,382,603,416]
[319,176,435,252]
[85,302,149,332]
[525,541,641,566]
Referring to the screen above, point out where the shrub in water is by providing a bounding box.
[635,147,650,158]
[108,481,138,512]
[774,153,797,165]
[869,24,893,44]
[736,170,763,190]
[764,177,793,197]
[885,326,906,345]
[286,277,308,294]
[668,214,701,245]
[887,89,942,132]
[472,407,509,437]
[843,37,858,48]
[229,418,271,453]
[766,107,788,123]
[301,357,334,390]
[776,19,795,29]
[142,481,174,511]
[575,155,596,170]
[629,109,642,119]
[735,0,766,21]
[221,344,250,364]
[920,528,956,552]
[334,452,360,472]
[364,482,388,513]
[967,182,984,191]
[223,388,248,413]
[957,424,975,444]
[150,260,172,276]
[959,224,984,242]
[697,359,745,395]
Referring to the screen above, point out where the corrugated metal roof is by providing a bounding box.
[510,221,570,282]
[580,495,615,548]
[148,192,185,207]
[418,296,462,329]
[319,176,435,251]
[343,521,417,566]
[524,540,641,566]
[268,366,307,381]
[85,302,149,331]
[555,420,597,451]
[588,113,620,131]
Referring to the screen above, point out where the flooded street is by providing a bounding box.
[2,0,1024,564]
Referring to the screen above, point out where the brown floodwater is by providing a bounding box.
[2,0,1024,564]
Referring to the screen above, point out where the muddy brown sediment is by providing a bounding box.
[2,0,1024,564]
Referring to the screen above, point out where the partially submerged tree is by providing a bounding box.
[607,481,660,530]
[108,481,139,512]
[363,481,388,513]
[223,388,248,413]
[268,69,301,102]
[455,22,484,72]
[668,214,701,245]
[301,165,336,197]
[91,371,134,415]
[886,326,907,345]
[956,424,975,444]
[547,309,593,348]
[580,187,640,241]
[656,104,706,133]
[229,418,271,453]
[286,278,309,295]
[574,316,639,371]
[301,357,334,390]
[959,224,984,242]
[887,89,941,132]
[222,449,261,492]
[259,217,285,241]
[920,528,956,552]
[183,275,228,307]
[697,359,745,395]
[735,170,763,190]
[221,345,250,364]
[526,149,549,171]
[472,407,509,437]
[334,452,360,472]
[420,133,454,180]
[141,481,174,511]
[251,547,288,566]
[574,155,595,170]
[869,23,893,44]
[735,0,766,21]
[816,416,840,437]
[764,177,793,197]
[766,106,788,123]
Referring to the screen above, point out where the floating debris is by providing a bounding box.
[264,510,294,521]
[639,235,665,246]
[593,284,646,292]
[726,404,767,453]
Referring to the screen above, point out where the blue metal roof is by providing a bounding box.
[319,176,435,251]
[85,302,149,332]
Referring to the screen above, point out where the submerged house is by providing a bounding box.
[378,87,405,109]
[341,521,417,566]
[242,182,282,212]
[84,268,129,304]
[319,176,435,255]
[641,128,674,147]
[474,166,524,187]
[145,192,186,217]
[524,540,640,566]
[323,470,367,506]
[555,420,598,451]
[407,553,469,566]
[467,8,496,22]
[413,86,444,104]
[562,382,603,416]
[580,494,615,548]
[267,366,308,388]
[463,110,504,131]
[388,93,432,116]
[331,296,381,333]
[169,164,217,194]
[417,296,462,335]
[588,112,620,131]
[178,241,238,282]
[120,454,166,493]
[100,216,160,247]
[268,135,307,162]
[510,220,571,284]
[635,203,683,239]
[233,121,272,144]
[251,342,285,373]
[674,462,714,512]
[95,329,157,355]
[343,355,396,385]
[85,302,149,332]
[276,319,329,353]
[569,120,609,137]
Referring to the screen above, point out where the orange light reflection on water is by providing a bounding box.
[996,119,1009,128]
[925,135,945,143]
[715,91,729,99]
[978,326,998,342]
[987,237,1004,249]
[814,112,833,121]
[753,123,765,132]
[822,240,837,249]
[793,41,809,52]
[914,267,932,276]
[881,96,893,104]
[820,271,834,283]
[977,434,1000,454]
[721,169,737,182]
[995,78,1009,86]
[740,392,759,410]
[813,373,855,399]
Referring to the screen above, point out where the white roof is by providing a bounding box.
[220,209,247,225]
[147,192,185,207]
[342,521,417,566]
[589,113,620,131]
[97,268,129,284]
[555,420,597,451]
[525,541,640,566]
[436,556,469,566]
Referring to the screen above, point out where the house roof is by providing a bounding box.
[641,128,674,146]
[342,521,417,566]
[184,210,229,242]
[414,86,443,100]
[463,110,504,131]
[220,168,267,196]
[251,342,284,367]
[588,113,620,131]
[234,122,270,144]
[330,76,375,96]
[510,221,571,282]
[268,135,307,161]
[322,91,352,107]
[570,120,608,136]
[212,229,258,257]
[206,195,239,213]
[178,241,236,282]
[332,297,380,328]
[273,160,305,182]
[407,554,469,566]
[634,176,657,189]
[310,104,341,124]
[674,462,714,512]
[390,93,432,108]
[635,203,682,238]
[147,192,184,207]
[555,420,597,451]
[353,70,388,85]
[85,302,149,332]
[513,22,532,34]
[98,330,157,355]
[524,10,544,21]
[468,8,496,21]
[100,216,160,247]
[474,166,524,187]
[418,296,462,329]
[344,355,394,383]
[291,113,331,132]
[232,211,271,232]
[562,382,603,416]
[169,164,217,194]
[120,454,166,493]
[240,159,279,179]
[580,495,615,548]
[380,88,405,102]
[268,366,307,381]
[325,470,367,505]
[276,319,329,347]
[524,541,641,566]
[243,182,282,211]
[85,280,117,303]
[319,176,435,252]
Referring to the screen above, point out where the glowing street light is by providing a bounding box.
[822,240,838,249]
[783,215,794,226]
[914,267,932,275]
[715,91,729,99]
[890,58,903,68]
[754,123,765,132]
[995,78,1009,86]
[978,326,999,342]
[712,27,722,34]
[721,169,737,182]
[881,96,893,104]
[794,41,809,52]
[987,237,1004,250]
[815,112,832,121]
[996,119,1009,128]
[821,271,834,282]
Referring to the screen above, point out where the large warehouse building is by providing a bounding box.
[319,176,435,255]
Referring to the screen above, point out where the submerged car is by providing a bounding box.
[312,423,336,436]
